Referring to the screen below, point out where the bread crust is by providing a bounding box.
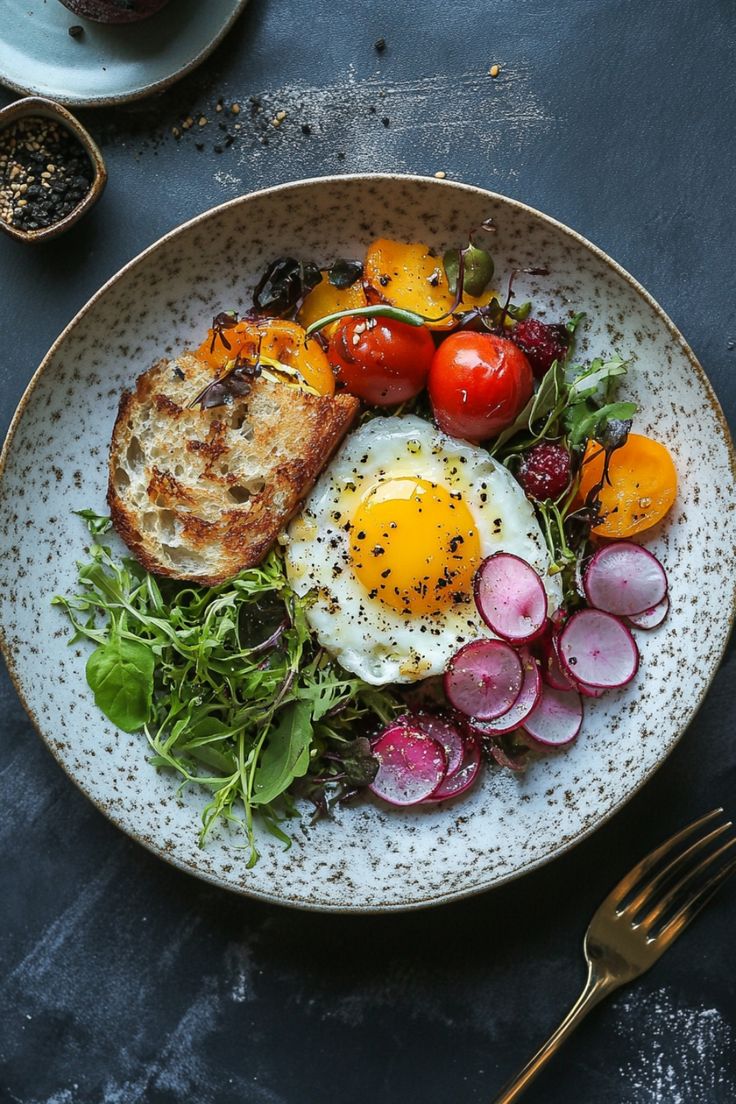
[107,353,358,584]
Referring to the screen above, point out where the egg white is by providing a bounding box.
[284,415,562,685]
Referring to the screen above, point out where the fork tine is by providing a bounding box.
[640,836,736,932]
[600,808,724,910]
[621,821,733,918]
[654,854,736,945]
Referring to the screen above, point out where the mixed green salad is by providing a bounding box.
[54,231,677,864]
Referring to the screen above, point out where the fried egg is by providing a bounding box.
[284,415,561,684]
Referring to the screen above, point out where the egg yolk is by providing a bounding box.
[349,477,481,614]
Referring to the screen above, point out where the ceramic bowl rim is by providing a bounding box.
[1,172,734,912]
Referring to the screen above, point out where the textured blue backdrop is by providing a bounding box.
[1,2,735,1101]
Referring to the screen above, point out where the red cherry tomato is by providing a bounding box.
[428,332,534,441]
[327,316,436,405]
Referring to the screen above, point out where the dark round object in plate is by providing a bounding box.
[58,0,170,23]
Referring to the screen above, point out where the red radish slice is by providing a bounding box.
[466,649,542,735]
[444,639,523,720]
[627,594,670,630]
[474,553,548,644]
[369,724,447,806]
[583,542,668,617]
[413,712,465,776]
[538,629,575,691]
[523,684,583,747]
[572,678,606,699]
[426,739,482,801]
[558,609,639,689]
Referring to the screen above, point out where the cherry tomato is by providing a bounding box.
[428,332,534,441]
[327,316,436,405]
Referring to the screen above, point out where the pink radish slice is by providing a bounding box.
[426,739,482,801]
[466,650,542,735]
[369,723,447,806]
[444,639,523,720]
[583,542,667,617]
[522,684,583,747]
[538,630,575,691]
[572,678,606,699]
[474,553,548,644]
[627,594,670,630]
[558,609,639,689]
[412,711,465,776]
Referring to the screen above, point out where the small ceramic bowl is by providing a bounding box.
[0,95,106,243]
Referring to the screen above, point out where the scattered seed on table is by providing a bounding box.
[198,116,207,127]
[489,64,501,78]
[68,24,84,39]
[434,170,447,179]
[374,37,386,52]
[231,103,241,114]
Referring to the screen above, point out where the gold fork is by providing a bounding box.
[492,808,736,1103]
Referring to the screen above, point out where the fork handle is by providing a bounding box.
[491,968,616,1104]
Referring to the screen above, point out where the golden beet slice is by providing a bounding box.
[197,318,335,396]
[364,238,497,331]
[298,272,368,337]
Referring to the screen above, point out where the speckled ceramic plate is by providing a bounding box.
[1,175,734,912]
[0,0,247,107]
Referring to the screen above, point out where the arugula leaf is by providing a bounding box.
[566,311,586,335]
[564,401,638,450]
[491,355,631,458]
[86,634,154,732]
[252,701,313,806]
[567,355,628,403]
[490,359,566,455]
[74,509,113,535]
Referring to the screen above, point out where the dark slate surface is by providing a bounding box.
[1,2,735,1101]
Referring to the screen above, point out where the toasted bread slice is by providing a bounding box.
[107,352,358,584]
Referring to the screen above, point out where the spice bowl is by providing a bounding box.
[0,96,106,243]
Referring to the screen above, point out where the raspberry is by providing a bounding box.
[512,318,570,378]
[518,442,572,501]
